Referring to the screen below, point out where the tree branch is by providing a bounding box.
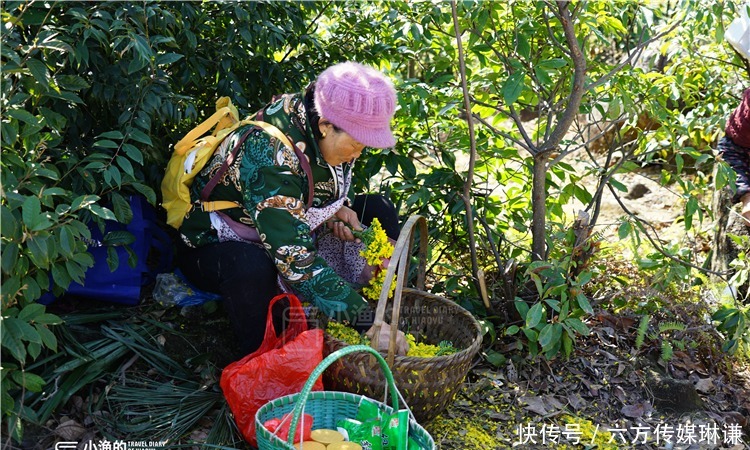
[585,21,681,91]
[280,2,332,64]
[606,183,730,277]
[468,22,538,153]
[451,0,481,290]
[467,110,532,153]
[585,134,639,226]
[544,2,573,56]
[538,1,587,155]
[547,114,626,168]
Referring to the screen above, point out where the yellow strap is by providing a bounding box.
[241,120,294,149]
[201,200,241,212]
[215,96,238,120]
[174,103,239,155]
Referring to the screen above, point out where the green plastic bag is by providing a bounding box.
[335,399,416,450]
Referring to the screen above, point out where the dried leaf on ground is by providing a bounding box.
[55,419,86,441]
[518,395,563,416]
[694,377,714,393]
[518,396,550,416]
[620,402,648,419]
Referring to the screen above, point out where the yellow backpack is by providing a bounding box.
[161,97,312,229]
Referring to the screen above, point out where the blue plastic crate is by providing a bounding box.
[39,195,173,305]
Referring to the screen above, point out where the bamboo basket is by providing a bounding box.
[323,215,483,423]
[255,345,435,450]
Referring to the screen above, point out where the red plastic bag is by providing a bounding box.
[220,293,324,446]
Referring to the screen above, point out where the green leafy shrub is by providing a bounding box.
[1,0,323,441]
[713,304,750,356]
[0,303,62,441]
[504,225,598,359]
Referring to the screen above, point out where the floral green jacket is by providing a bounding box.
[179,93,367,322]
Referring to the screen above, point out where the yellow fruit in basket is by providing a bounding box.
[310,428,345,444]
[328,442,363,450]
[293,442,326,450]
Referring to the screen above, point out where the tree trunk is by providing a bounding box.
[531,152,550,261]
[526,1,587,262]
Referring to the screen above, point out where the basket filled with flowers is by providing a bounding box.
[322,215,483,423]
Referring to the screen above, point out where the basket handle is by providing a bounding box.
[370,215,428,365]
[285,345,400,446]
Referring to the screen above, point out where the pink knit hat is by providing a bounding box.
[314,61,397,149]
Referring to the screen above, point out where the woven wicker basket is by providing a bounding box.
[323,215,483,423]
[255,345,435,450]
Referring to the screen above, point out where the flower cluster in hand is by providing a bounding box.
[354,218,396,301]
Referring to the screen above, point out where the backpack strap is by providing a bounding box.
[199,121,315,213]
[175,97,239,155]
[199,128,253,212]
[294,145,314,208]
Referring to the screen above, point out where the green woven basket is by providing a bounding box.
[255,345,435,450]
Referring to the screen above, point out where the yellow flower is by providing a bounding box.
[356,218,397,301]
[406,336,458,357]
[326,321,370,345]
[357,217,394,265]
[326,322,458,358]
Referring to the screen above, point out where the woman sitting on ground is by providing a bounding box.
[174,61,408,356]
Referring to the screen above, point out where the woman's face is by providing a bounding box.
[318,119,365,166]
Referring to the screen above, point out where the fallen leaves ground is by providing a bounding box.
[424,282,750,449]
[10,275,750,450]
[428,328,750,449]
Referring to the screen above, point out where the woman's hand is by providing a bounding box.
[366,322,409,356]
[328,205,363,242]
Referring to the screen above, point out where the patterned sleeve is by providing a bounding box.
[239,128,368,322]
[718,136,750,202]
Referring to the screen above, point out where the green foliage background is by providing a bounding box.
[2,0,748,443]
